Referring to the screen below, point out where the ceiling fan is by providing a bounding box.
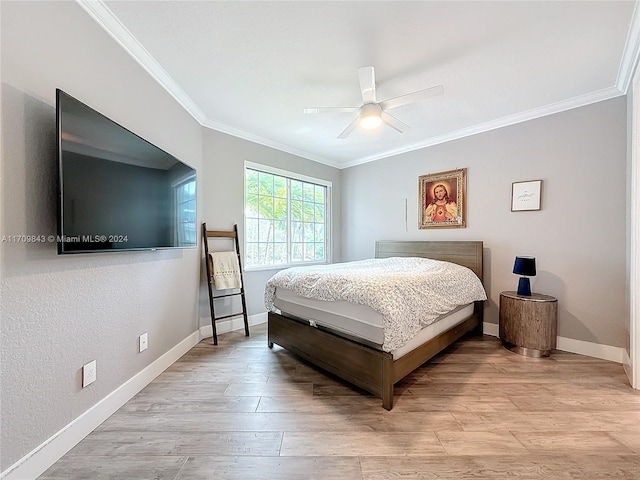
[304,66,444,139]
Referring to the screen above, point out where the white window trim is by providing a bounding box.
[245,161,332,187]
[244,161,332,270]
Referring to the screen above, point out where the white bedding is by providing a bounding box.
[265,257,487,352]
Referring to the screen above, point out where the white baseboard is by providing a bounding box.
[1,330,201,480]
[199,312,268,340]
[482,321,499,338]
[483,322,625,364]
[556,336,625,364]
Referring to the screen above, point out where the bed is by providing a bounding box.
[266,240,485,410]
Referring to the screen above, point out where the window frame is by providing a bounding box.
[244,161,332,271]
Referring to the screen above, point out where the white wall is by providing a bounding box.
[1,1,203,471]
[342,97,628,348]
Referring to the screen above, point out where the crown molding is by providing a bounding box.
[617,0,640,93]
[76,0,207,124]
[78,0,630,171]
[76,0,339,168]
[340,86,624,169]
[200,118,342,168]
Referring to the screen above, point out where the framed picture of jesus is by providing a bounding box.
[419,168,466,229]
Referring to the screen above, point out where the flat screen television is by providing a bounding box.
[56,89,197,254]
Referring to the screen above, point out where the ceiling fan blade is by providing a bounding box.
[381,111,410,133]
[380,84,444,111]
[357,66,376,104]
[337,116,360,139]
[303,107,359,114]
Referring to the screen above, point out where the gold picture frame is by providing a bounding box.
[419,168,466,229]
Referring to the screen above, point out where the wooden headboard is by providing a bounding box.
[375,240,484,282]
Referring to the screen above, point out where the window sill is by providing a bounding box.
[245,261,329,273]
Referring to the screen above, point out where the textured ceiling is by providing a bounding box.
[83,1,639,168]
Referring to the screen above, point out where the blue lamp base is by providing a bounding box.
[517,277,532,296]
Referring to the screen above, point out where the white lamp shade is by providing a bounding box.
[359,103,383,129]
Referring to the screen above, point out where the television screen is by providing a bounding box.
[56,89,197,254]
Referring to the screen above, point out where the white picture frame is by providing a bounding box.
[511,180,542,211]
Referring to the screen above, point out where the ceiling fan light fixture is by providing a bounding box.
[304,66,444,139]
[359,103,383,129]
[360,115,382,129]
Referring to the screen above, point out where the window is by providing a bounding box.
[244,163,330,269]
[175,176,196,246]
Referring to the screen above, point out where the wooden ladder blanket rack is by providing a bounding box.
[202,223,249,345]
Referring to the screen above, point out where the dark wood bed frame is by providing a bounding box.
[267,240,484,410]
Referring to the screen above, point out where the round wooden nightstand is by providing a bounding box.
[499,291,558,358]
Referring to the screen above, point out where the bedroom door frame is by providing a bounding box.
[631,70,640,390]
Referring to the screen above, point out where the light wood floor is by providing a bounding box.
[41,323,640,479]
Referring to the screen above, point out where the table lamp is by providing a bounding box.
[513,256,536,296]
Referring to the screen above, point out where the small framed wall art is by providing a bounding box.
[511,180,542,211]
[419,168,466,229]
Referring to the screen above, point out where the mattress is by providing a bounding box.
[273,287,474,359]
[266,257,486,353]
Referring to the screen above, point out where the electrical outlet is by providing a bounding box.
[139,332,148,352]
[83,360,96,388]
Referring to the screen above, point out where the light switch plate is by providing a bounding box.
[139,332,148,352]
[83,360,96,387]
